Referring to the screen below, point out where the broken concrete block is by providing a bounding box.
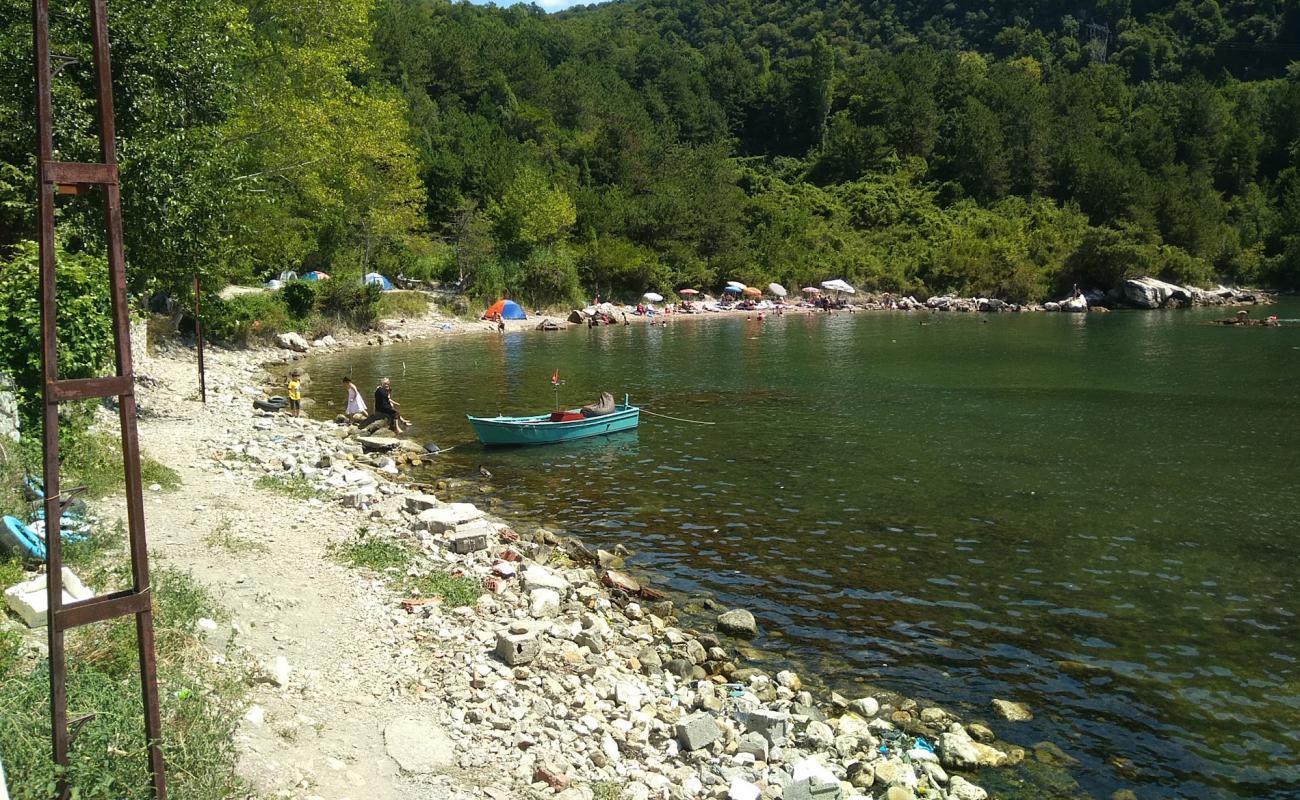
[447,530,488,554]
[787,759,843,800]
[738,709,794,747]
[495,629,539,666]
[4,568,94,628]
[675,713,722,752]
[404,493,440,513]
[737,731,769,762]
[416,503,485,533]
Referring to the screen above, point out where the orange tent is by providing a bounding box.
[484,299,507,320]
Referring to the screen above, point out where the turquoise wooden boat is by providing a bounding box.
[468,396,640,446]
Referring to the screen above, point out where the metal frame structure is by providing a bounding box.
[33,0,167,797]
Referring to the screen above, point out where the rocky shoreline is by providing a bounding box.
[138,330,1060,800]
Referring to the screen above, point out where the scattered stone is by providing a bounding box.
[991,698,1033,721]
[848,697,879,717]
[948,776,988,800]
[275,332,309,352]
[717,608,758,638]
[528,588,561,618]
[676,713,722,752]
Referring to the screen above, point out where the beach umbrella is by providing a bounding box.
[768,283,788,297]
[723,286,743,295]
[643,292,664,303]
[742,286,762,297]
[726,281,747,290]
[801,287,821,294]
[678,288,699,296]
[820,278,856,294]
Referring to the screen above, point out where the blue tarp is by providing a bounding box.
[362,272,394,290]
[303,271,329,281]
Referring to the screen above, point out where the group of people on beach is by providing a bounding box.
[287,371,409,433]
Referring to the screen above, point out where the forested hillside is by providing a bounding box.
[2,0,1298,306]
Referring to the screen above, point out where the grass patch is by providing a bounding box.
[141,456,181,491]
[375,290,429,320]
[0,563,244,800]
[203,518,269,555]
[254,474,320,500]
[403,571,481,608]
[331,532,411,572]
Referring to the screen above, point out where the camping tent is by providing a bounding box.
[485,299,527,320]
[362,272,394,290]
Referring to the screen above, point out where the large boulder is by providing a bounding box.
[275,331,309,352]
[717,608,758,638]
[1060,296,1088,312]
[1121,277,1192,309]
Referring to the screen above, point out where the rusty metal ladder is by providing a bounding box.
[32,0,167,797]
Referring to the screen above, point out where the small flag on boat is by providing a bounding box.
[551,369,560,386]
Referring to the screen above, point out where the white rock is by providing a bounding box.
[948,776,989,800]
[270,656,291,687]
[529,588,561,618]
[728,779,761,800]
[848,697,879,717]
[243,705,265,726]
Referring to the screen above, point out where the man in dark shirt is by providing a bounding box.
[374,377,404,433]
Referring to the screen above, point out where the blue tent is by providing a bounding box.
[303,271,329,281]
[362,272,394,290]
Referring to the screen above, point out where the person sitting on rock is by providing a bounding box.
[375,377,404,433]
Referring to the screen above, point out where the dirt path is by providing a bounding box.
[113,348,502,800]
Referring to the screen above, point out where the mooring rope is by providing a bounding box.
[641,408,717,425]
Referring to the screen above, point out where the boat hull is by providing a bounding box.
[467,405,640,446]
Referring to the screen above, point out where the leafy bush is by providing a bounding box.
[281,279,319,319]
[0,242,114,429]
[316,278,381,329]
[200,291,292,344]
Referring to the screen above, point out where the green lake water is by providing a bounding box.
[306,301,1300,799]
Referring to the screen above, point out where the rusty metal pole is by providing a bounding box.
[194,274,206,403]
[33,0,168,797]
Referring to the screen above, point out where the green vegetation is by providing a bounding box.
[0,510,242,799]
[332,532,411,572]
[253,474,321,501]
[332,530,482,607]
[204,518,268,554]
[405,571,482,609]
[376,290,431,320]
[0,566,244,799]
[2,0,1298,319]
